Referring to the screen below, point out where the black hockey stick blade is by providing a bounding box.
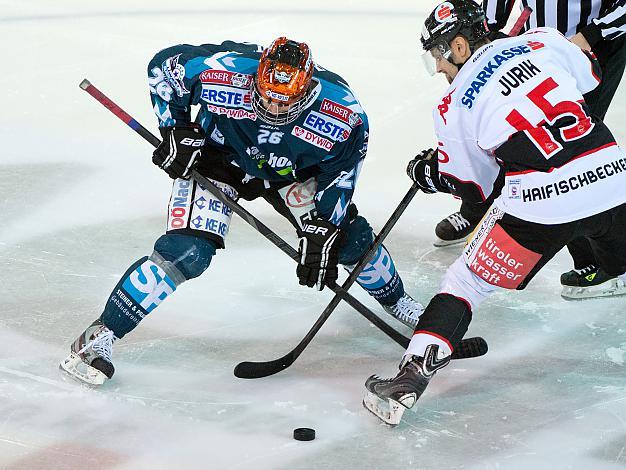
[451,336,488,360]
[234,336,488,379]
[234,352,296,379]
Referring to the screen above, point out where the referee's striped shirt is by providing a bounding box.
[483,0,626,46]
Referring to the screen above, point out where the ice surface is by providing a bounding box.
[1,1,625,469]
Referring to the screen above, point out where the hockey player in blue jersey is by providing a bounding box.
[60,37,425,385]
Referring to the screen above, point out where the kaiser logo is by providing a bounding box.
[200,70,253,88]
[319,99,361,127]
[291,126,333,151]
[435,2,455,23]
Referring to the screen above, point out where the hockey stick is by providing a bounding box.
[80,78,488,376]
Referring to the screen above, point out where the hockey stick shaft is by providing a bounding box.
[80,79,161,148]
[79,78,411,347]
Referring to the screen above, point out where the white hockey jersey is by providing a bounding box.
[433,27,626,224]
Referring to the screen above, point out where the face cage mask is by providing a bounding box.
[251,79,317,126]
[421,41,453,76]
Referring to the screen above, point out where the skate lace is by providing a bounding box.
[574,264,597,276]
[391,295,423,323]
[78,328,115,363]
[446,212,470,231]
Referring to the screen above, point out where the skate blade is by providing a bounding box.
[433,237,467,248]
[59,353,108,386]
[561,279,626,300]
[363,391,405,426]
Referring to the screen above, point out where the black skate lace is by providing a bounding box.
[447,212,470,231]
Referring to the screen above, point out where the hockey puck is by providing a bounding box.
[293,427,315,441]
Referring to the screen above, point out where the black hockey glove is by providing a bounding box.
[297,218,342,291]
[153,125,205,179]
[406,148,443,194]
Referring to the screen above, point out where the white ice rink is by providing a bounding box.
[2,1,626,468]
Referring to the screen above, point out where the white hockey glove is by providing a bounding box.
[153,124,205,179]
[297,218,342,291]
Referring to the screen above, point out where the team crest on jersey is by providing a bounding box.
[162,54,190,98]
[292,126,334,151]
[199,70,253,89]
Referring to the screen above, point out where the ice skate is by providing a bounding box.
[60,318,117,386]
[363,345,450,425]
[433,211,475,247]
[560,265,626,300]
[382,293,424,329]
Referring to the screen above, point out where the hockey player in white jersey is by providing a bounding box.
[364,0,626,425]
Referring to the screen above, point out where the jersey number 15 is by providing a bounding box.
[505,77,594,159]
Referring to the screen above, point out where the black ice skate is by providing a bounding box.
[60,318,117,386]
[560,264,626,300]
[382,293,424,329]
[434,211,475,247]
[363,345,451,425]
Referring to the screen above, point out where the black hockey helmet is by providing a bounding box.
[420,1,489,73]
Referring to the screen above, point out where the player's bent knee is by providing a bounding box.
[439,257,496,311]
[152,234,217,282]
[338,215,374,265]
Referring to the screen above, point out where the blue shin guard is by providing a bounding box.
[101,235,216,338]
[340,215,404,306]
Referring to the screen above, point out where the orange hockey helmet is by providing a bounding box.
[252,37,316,125]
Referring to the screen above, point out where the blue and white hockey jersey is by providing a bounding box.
[147,40,369,226]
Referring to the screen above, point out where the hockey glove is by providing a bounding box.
[406,148,442,194]
[297,218,342,291]
[153,125,205,179]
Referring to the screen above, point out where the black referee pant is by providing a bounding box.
[566,35,626,268]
